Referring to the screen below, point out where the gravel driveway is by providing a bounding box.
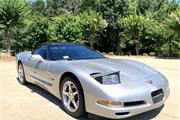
[1,56,179,120]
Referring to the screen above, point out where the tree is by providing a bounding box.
[46,0,81,17]
[49,14,84,43]
[25,16,50,51]
[59,0,81,14]
[80,0,99,12]
[46,0,65,17]
[79,10,107,49]
[140,0,179,57]
[168,8,180,39]
[0,30,4,50]
[61,16,84,43]
[31,0,46,16]
[0,0,30,55]
[119,14,147,55]
[11,27,27,53]
[137,0,167,14]
[99,0,130,53]
[145,19,167,56]
[0,0,179,57]
[79,0,130,52]
[162,8,180,57]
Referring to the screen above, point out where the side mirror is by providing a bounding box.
[31,55,45,61]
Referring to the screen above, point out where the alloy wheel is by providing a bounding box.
[62,81,79,112]
[18,64,24,82]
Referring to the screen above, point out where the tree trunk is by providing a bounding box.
[5,29,11,56]
[7,37,11,56]
[169,39,172,57]
[116,31,121,55]
[89,36,95,49]
[157,44,161,56]
[116,45,121,55]
[135,40,139,55]
[89,41,94,49]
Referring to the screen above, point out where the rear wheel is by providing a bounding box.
[18,63,27,85]
[61,76,85,118]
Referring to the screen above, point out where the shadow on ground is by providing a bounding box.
[25,83,163,120]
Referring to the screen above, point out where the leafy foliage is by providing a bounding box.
[49,14,84,43]
[0,0,179,57]
[119,14,147,55]
[25,16,50,50]
[0,0,30,55]
[79,10,106,48]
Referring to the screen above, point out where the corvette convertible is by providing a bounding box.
[16,43,170,119]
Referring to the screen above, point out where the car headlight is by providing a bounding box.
[91,72,120,85]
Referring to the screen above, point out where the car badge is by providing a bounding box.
[146,80,153,84]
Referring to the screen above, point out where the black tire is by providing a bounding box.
[18,62,27,85]
[61,76,85,118]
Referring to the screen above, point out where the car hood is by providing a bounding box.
[65,58,158,81]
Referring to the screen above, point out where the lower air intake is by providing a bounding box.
[124,101,146,107]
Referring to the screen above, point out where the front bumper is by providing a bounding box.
[86,87,170,119]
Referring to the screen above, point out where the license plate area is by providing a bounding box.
[151,89,164,104]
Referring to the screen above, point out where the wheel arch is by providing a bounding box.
[59,72,85,102]
[17,60,22,65]
[17,60,22,70]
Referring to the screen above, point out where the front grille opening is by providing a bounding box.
[151,89,164,104]
[115,112,129,116]
[151,89,163,97]
[124,101,146,107]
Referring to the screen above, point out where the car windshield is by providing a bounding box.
[49,44,105,61]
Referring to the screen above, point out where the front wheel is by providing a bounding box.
[61,76,85,118]
[18,63,27,85]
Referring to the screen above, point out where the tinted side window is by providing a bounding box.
[33,46,47,60]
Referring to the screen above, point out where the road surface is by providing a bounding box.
[1,56,179,120]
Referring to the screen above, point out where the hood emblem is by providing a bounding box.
[146,80,153,84]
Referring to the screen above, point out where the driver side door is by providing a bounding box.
[28,46,51,87]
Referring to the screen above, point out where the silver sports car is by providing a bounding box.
[16,43,170,119]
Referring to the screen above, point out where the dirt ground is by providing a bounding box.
[0,56,15,61]
[0,56,179,120]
